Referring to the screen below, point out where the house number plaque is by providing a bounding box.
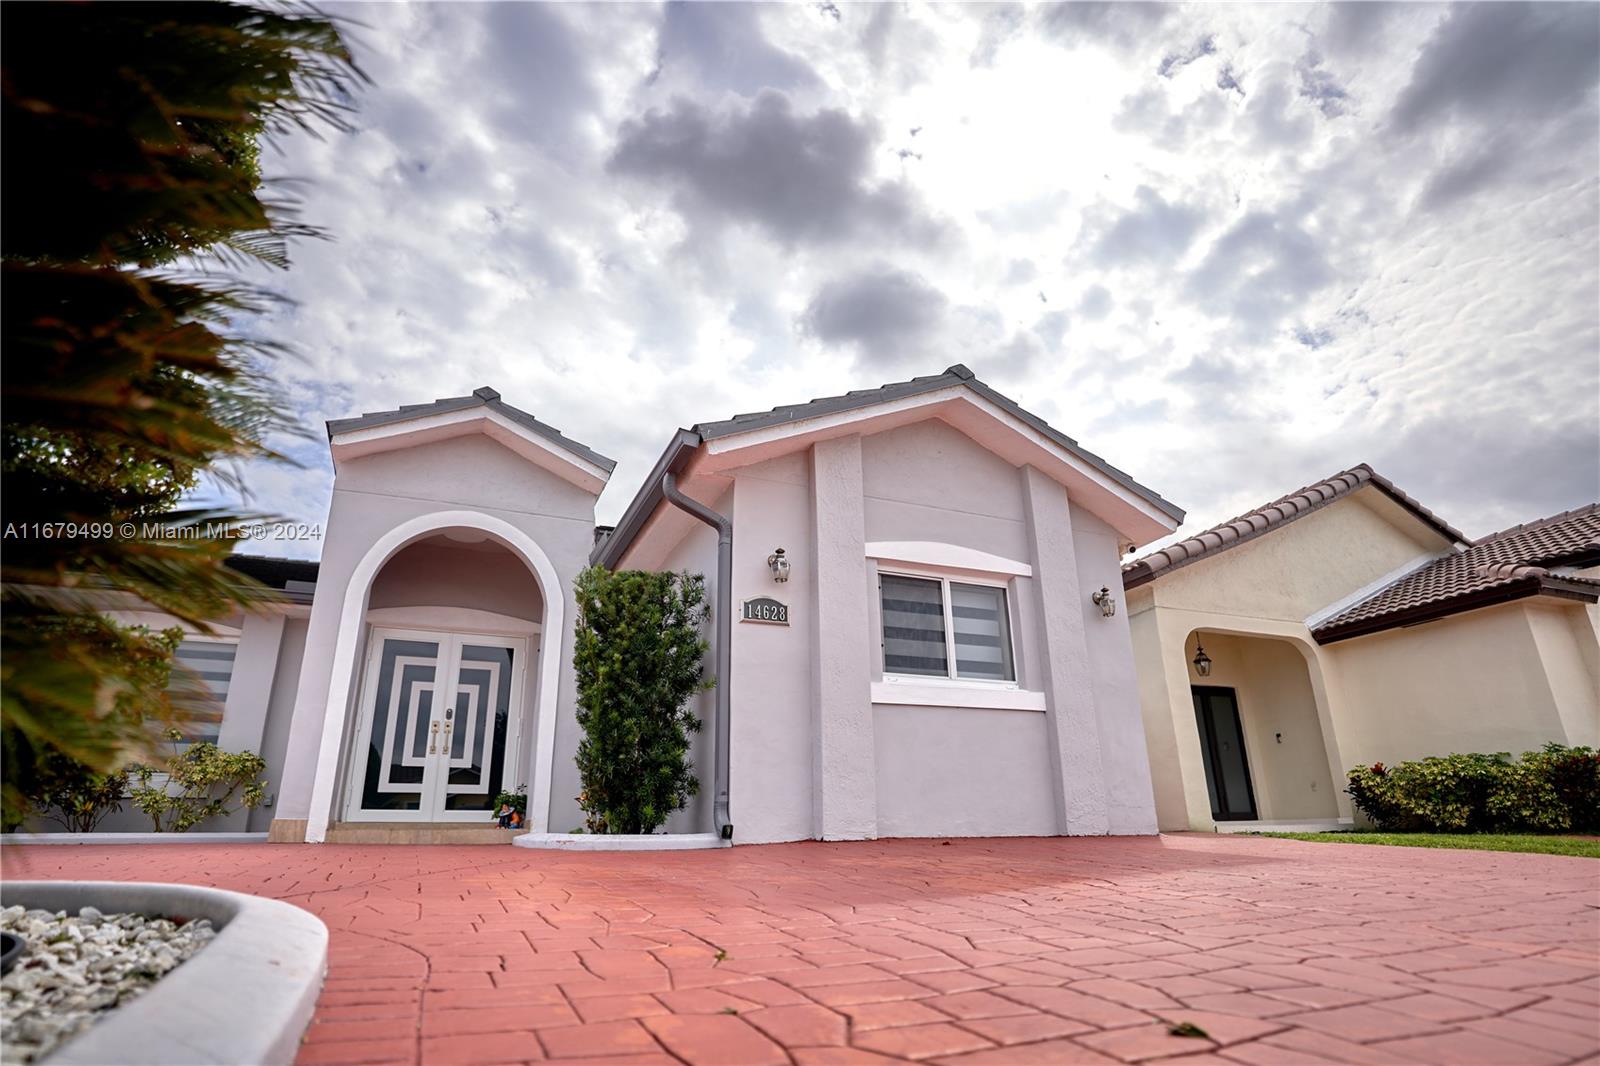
[741,597,789,625]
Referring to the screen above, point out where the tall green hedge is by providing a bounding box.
[1346,745,1600,833]
[572,566,711,834]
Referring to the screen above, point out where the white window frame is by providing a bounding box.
[877,565,1019,689]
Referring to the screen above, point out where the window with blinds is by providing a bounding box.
[167,639,237,745]
[880,574,948,676]
[950,582,1015,681]
[879,573,1016,683]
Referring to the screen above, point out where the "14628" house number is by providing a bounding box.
[741,597,789,625]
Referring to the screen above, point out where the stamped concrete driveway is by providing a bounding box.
[6,835,1597,1066]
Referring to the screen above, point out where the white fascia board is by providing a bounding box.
[701,386,1178,542]
[330,407,610,493]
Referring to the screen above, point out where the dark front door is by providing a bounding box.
[1192,686,1257,821]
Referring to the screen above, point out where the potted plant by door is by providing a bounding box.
[493,786,527,829]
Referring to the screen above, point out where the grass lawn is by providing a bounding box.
[1257,831,1600,858]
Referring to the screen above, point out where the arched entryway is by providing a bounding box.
[304,510,566,843]
[1183,629,1342,825]
[340,532,540,825]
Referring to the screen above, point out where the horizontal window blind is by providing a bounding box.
[950,582,1014,681]
[879,574,948,676]
[168,640,236,744]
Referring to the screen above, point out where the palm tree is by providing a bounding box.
[1,2,365,826]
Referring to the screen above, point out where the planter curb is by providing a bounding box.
[1,881,326,1065]
[3,833,268,846]
[513,831,728,851]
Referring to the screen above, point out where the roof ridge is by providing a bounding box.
[597,363,1184,569]
[326,385,616,473]
[1122,462,1467,589]
[1472,501,1600,546]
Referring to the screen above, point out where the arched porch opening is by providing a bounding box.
[304,510,567,842]
[1181,629,1342,825]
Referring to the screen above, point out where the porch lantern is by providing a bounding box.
[1091,586,1116,617]
[1192,642,1212,677]
[767,547,791,583]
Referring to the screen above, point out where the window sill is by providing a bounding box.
[871,680,1046,712]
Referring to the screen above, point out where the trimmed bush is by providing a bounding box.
[572,566,711,835]
[129,729,268,832]
[1522,743,1600,833]
[1346,745,1599,833]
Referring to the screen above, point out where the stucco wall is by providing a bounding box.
[1326,601,1597,766]
[367,539,544,622]
[873,705,1057,837]
[860,420,1030,560]
[1127,593,1192,831]
[1071,504,1159,833]
[275,432,597,834]
[249,618,309,831]
[1524,601,1600,749]
[722,452,818,844]
[1148,490,1451,622]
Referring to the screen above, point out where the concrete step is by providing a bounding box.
[323,822,519,845]
[1213,819,1355,835]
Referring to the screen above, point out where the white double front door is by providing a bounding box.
[345,627,529,822]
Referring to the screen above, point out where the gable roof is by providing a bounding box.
[698,364,1183,522]
[1122,464,1468,590]
[593,364,1183,569]
[327,385,616,474]
[1312,502,1600,643]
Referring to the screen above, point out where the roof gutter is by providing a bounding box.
[660,471,733,842]
[592,429,702,569]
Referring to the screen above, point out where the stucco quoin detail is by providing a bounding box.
[303,509,567,843]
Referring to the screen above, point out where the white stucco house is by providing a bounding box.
[74,366,1187,844]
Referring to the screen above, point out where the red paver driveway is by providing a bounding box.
[5,835,1597,1065]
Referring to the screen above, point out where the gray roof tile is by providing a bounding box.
[694,364,1182,522]
[327,387,616,473]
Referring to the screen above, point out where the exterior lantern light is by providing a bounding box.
[1090,586,1116,617]
[767,547,791,583]
[1192,641,1212,678]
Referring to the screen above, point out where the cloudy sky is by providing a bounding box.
[226,1,1600,559]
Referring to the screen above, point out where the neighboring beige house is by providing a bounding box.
[1123,466,1600,833]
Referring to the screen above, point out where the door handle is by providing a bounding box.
[429,720,440,754]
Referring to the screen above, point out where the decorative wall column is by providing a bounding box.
[809,435,878,840]
[215,612,287,831]
[1021,465,1110,835]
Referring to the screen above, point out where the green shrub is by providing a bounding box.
[1521,743,1600,832]
[1346,745,1599,833]
[129,729,267,831]
[29,752,130,833]
[572,566,711,835]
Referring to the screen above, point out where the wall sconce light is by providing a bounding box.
[1192,642,1212,677]
[767,547,791,583]
[1091,586,1116,617]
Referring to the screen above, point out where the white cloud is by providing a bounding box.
[211,0,1598,561]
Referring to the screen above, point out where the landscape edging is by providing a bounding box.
[1,880,326,1066]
